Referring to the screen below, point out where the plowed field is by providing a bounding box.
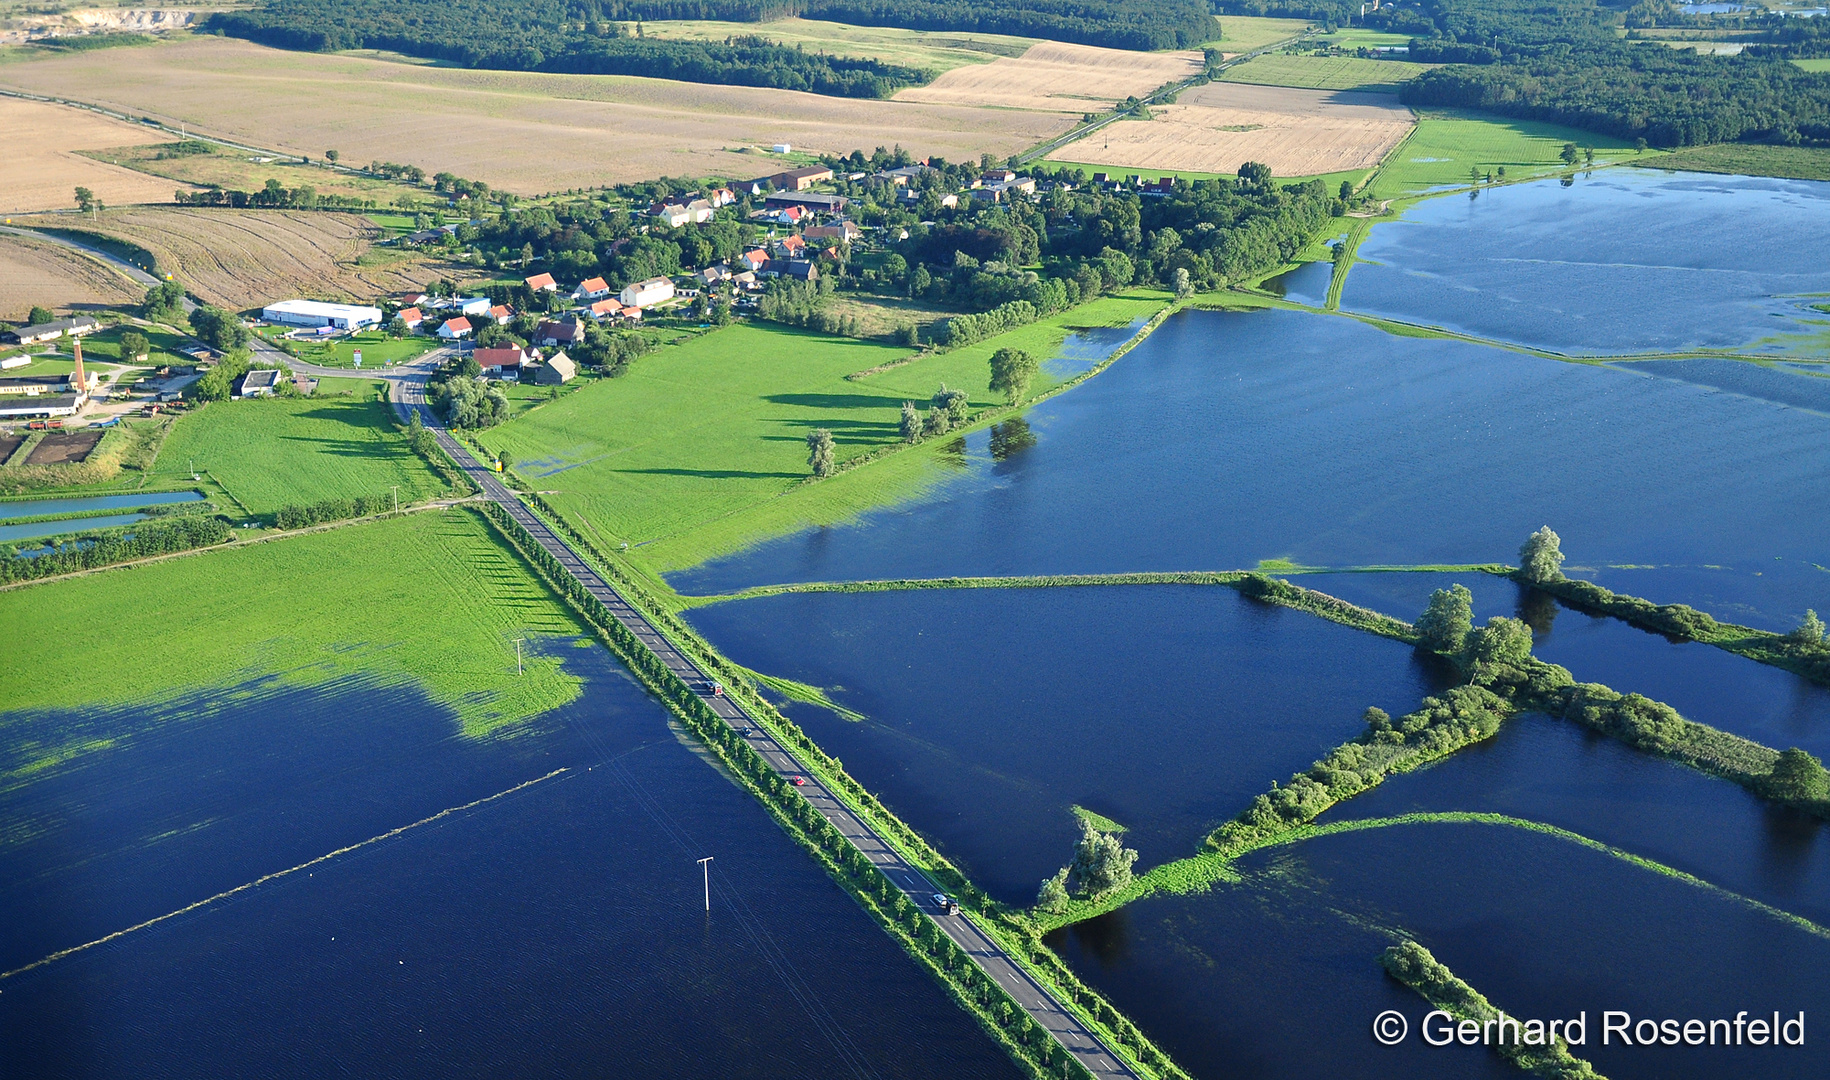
[0,96,196,213]
[896,40,1205,113]
[0,229,143,322]
[1048,83,1413,177]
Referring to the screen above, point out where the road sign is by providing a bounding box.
[353,350,363,368]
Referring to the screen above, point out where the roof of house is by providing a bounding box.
[741,248,769,262]
[442,316,473,332]
[524,273,556,289]
[536,319,584,340]
[488,304,512,318]
[397,307,423,322]
[578,276,608,293]
[474,347,527,368]
[779,235,806,251]
[627,276,673,291]
[545,353,577,377]
[589,299,623,316]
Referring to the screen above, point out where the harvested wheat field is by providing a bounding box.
[0,97,197,214]
[10,208,452,309]
[0,229,143,321]
[896,40,1205,114]
[0,37,1074,193]
[1048,83,1413,177]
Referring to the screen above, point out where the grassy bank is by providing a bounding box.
[0,510,585,750]
[1369,110,1640,203]
[152,377,449,515]
[1645,143,1830,182]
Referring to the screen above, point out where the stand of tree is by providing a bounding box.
[0,514,232,584]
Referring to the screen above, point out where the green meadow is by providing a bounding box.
[152,377,448,515]
[1371,110,1640,200]
[479,294,1164,575]
[0,509,586,756]
[1218,53,1431,92]
[290,330,440,370]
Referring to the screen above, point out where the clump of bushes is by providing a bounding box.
[273,493,397,530]
[0,514,232,583]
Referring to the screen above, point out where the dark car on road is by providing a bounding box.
[932,893,960,916]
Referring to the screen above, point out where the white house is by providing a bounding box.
[573,276,611,301]
[436,316,473,339]
[620,277,675,309]
[261,300,382,330]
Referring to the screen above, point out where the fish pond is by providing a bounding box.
[676,308,1830,629]
[686,584,1453,904]
[0,645,1022,1079]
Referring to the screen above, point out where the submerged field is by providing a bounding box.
[151,378,449,515]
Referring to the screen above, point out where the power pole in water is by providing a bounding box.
[514,638,524,675]
[698,856,714,912]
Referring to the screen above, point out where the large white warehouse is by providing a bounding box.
[261,299,383,330]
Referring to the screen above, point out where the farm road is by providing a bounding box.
[394,375,1142,1080]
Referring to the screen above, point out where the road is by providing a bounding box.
[391,372,1141,1080]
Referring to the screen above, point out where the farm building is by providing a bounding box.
[534,352,576,385]
[234,369,285,397]
[764,192,847,213]
[436,316,473,340]
[261,300,382,330]
[475,346,530,379]
[766,166,834,191]
[783,260,819,282]
[620,277,675,309]
[3,316,101,345]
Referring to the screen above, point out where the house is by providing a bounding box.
[651,202,692,227]
[534,319,585,347]
[487,304,514,324]
[784,260,818,282]
[2,316,101,345]
[875,164,934,187]
[397,291,431,307]
[686,198,716,223]
[982,168,1018,184]
[588,298,624,320]
[474,346,530,379]
[707,187,736,208]
[974,177,1037,203]
[619,276,675,309]
[730,270,758,289]
[701,264,731,285]
[234,369,284,397]
[261,301,381,331]
[769,166,834,191]
[803,222,862,244]
[573,276,611,301]
[396,307,424,331]
[534,351,576,385]
[738,248,771,272]
[777,235,807,257]
[899,188,958,208]
[524,272,557,292]
[763,192,847,213]
[437,316,473,339]
[1138,177,1176,198]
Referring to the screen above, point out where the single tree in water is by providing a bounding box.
[1036,868,1070,914]
[900,401,923,443]
[1066,821,1137,898]
[1789,609,1827,649]
[1764,748,1830,802]
[1416,584,1474,654]
[806,428,835,478]
[1518,526,1565,583]
[987,348,1038,405]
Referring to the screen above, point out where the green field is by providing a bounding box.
[1647,142,1830,182]
[27,324,194,371]
[152,376,449,514]
[639,17,1034,72]
[1370,109,1640,201]
[1793,58,1830,72]
[287,330,440,370]
[1307,29,1416,49]
[0,510,586,755]
[1219,53,1431,92]
[1208,15,1314,52]
[1051,160,1371,193]
[480,297,1166,575]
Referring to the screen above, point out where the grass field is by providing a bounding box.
[286,330,440,370]
[13,207,450,310]
[1218,53,1432,92]
[0,36,1072,193]
[640,17,1034,73]
[0,229,143,322]
[1794,58,1830,72]
[34,322,193,369]
[80,139,424,206]
[0,510,587,749]
[0,95,192,213]
[1369,109,1640,201]
[151,377,450,514]
[1208,16,1314,53]
[1647,142,1830,182]
[480,296,1167,575]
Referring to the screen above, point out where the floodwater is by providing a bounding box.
[1042,317,1147,378]
[0,513,150,543]
[0,491,202,521]
[0,646,1023,1079]
[1341,169,1830,354]
[1051,823,1830,1080]
[674,308,1830,628]
[685,585,1452,904]
[1262,260,1333,307]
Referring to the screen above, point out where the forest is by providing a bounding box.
[206,0,1219,85]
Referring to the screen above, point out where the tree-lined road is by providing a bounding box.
[395,376,1140,1080]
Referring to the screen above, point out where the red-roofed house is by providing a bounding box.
[524,272,557,292]
[589,298,624,320]
[474,346,530,379]
[707,187,736,208]
[573,276,611,301]
[487,304,513,324]
[777,234,807,256]
[436,316,473,339]
[534,319,586,347]
[738,248,771,272]
[396,307,424,330]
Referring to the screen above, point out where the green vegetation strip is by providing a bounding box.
[1381,939,1607,1079]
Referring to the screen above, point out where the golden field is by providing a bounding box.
[0,96,196,213]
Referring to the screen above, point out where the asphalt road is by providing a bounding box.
[393,373,1140,1079]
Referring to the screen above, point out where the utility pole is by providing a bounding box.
[698,856,714,912]
[514,638,524,675]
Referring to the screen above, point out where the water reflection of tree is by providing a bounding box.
[1516,585,1560,636]
[936,435,969,469]
[989,417,1037,462]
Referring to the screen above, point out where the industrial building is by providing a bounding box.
[260,300,383,330]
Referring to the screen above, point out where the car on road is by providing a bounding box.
[932,893,960,916]
[790,775,807,786]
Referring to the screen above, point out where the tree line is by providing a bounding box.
[0,514,232,584]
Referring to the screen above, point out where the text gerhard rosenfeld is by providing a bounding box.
[1370,1010,1805,1048]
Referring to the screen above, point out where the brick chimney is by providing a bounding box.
[71,337,87,393]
